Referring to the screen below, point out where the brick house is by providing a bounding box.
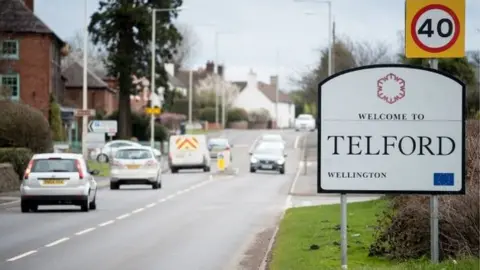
[0,0,67,119]
[62,61,117,116]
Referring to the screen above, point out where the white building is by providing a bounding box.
[232,70,295,128]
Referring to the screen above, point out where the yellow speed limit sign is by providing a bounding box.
[405,0,465,58]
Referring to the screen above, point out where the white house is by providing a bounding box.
[164,63,188,96]
[232,69,295,128]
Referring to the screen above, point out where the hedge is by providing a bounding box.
[0,148,33,180]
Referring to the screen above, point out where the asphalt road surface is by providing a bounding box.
[0,129,307,270]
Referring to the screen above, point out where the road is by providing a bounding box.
[0,129,306,270]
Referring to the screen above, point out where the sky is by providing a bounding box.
[35,0,480,90]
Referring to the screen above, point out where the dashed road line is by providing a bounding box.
[145,203,156,208]
[98,220,115,227]
[116,213,130,220]
[132,207,145,214]
[75,228,95,236]
[6,250,37,262]
[45,237,69,247]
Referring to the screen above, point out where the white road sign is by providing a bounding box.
[88,120,118,134]
[317,65,465,194]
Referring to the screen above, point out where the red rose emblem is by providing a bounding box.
[377,73,405,104]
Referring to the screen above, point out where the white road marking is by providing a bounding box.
[158,198,167,203]
[132,207,145,214]
[294,135,300,149]
[116,213,130,220]
[6,250,37,262]
[99,220,114,227]
[165,195,175,200]
[75,228,95,236]
[0,199,20,206]
[233,144,249,148]
[146,203,156,208]
[45,237,69,247]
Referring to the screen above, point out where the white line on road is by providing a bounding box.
[116,213,130,220]
[0,199,20,206]
[294,135,300,149]
[6,250,37,262]
[233,144,249,148]
[98,220,114,227]
[44,237,69,247]
[158,198,167,203]
[132,207,145,214]
[145,203,156,208]
[75,228,95,236]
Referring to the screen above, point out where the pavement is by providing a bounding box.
[0,129,307,270]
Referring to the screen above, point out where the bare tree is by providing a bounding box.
[62,30,108,73]
[343,37,395,65]
[172,24,199,68]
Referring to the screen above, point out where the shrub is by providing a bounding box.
[199,107,216,122]
[147,123,168,142]
[369,120,480,260]
[0,100,53,153]
[248,108,271,123]
[159,112,186,129]
[227,107,248,123]
[49,94,65,141]
[0,148,33,180]
[106,110,169,142]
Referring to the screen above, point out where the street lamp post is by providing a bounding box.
[81,0,88,159]
[150,7,186,148]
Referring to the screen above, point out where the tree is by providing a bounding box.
[62,30,108,74]
[172,23,199,68]
[195,74,240,107]
[88,0,183,139]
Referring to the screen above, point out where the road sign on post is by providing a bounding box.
[145,106,161,115]
[74,109,95,117]
[405,0,465,58]
[88,120,118,134]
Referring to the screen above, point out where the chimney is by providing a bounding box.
[247,69,257,88]
[23,0,34,12]
[206,61,215,73]
[164,63,175,77]
[217,65,224,78]
[270,75,278,89]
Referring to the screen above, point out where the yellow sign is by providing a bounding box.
[405,0,465,58]
[145,106,161,115]
[217,156,225,171]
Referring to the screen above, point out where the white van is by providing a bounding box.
[168,134,211,173]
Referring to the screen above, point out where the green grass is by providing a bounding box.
[87,160,110,177]
[269,199,479,270]
[186,129,207,134]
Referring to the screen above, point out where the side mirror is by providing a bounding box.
[89,169,100,176]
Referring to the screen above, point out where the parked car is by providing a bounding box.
[91,140,161,163]
[207,137,233,160]
[110,146,163,190]
[294,114,316,131]
[20,153,99,212]
[249,142,287,174]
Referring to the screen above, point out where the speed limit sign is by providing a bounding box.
[405,0,465,58]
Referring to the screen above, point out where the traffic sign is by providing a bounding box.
[145,106,161,115]
[405,0,465,58]
[75,109,95,117]
[88,120,117,133]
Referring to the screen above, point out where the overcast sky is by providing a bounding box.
[36,0,480,90]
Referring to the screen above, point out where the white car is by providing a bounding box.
[295,114,316,131]
[92,140,162,163]
[110,146,163,190]
[20,153,99,212]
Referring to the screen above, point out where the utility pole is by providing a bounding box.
[275,50,279,129]
[214,33,219,127]
[81,0,88,159]
[188,70,193,124]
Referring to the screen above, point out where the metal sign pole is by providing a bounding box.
[340,193,348,269]
[430,58,440,264]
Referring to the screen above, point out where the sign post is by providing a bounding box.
[318,65,465,268]
[405,0,465,263]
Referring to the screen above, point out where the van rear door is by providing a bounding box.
[169,135,204,165]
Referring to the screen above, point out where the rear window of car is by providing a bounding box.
[31,159,78,173]
[115,149,152,159]
[208,139,228,147]
[298,114,313,120]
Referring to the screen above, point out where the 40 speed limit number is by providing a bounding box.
[411,4,460,53]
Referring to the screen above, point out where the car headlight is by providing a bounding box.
[277,159,285,164]
[250,157,258,163]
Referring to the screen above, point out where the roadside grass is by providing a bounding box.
[87,160,110,177]
[186,129,207,134]
[269,199,479,270]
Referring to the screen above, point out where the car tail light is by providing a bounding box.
[112,160,124,168]
[23,160,34,179]
[225,146,230,150]
[75,160,84,179]
[145,160,156,167]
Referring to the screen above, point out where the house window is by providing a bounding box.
[0,74,20,100]
[1,40,19,59]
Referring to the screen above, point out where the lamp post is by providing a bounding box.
[81,0,88,159]
[150,6,186,148]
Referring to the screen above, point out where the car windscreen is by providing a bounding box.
[115,149,152,159]
[254,147,283,156]
[31,159,78,173]
[297,115,313,120]
[208,139,228,149]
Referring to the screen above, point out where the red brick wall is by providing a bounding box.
[64,87,117,115]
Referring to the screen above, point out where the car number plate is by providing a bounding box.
[126,164,140,169]
[261,164,273,169]
[43,179,65,185]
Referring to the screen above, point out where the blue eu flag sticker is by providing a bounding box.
[433,173,454,186]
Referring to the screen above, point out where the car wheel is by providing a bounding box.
[250,167,256,173]
[21,201,30,213]
[152,181,159,189]
[203,166,211,172]
[171,167,178,173]
[279,168,285,174]
[110,182,119,190]
[80,199,90,212]
[97,154,109,163]
[30,204,38,212]
[89,195,97,210]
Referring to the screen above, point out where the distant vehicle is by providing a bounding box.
[260,134,285,143]
[249,143,287,174]
[168,134,211,173]
[256,141,285,151]
[208,137,233,160]
[92,140,161,163]
[110,146,162,190]
[295,114,316,131]
[20,153,99,213]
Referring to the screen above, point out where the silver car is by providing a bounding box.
[110,146,162,190]
[20,153,99,213]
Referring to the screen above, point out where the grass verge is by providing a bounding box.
[87,160,110,177]
[186,129,207,134]
[269,199,479,270]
